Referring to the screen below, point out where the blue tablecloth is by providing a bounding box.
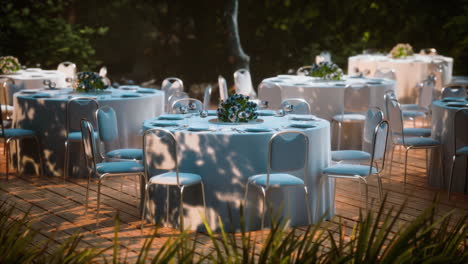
[13,88,164,177]
[142,114,334,231]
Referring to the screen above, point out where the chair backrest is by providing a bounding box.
[268,131,309,187]
[369,120,390,174]
[57,61,77,78]
[453,109,468,154]
[66,97,99,134]
[162,77,184,109]
[80,119,97,173]
[167,91,188,112]
[343,83,370,113]
[218,75,228,101]
[143,128,181,185]
[234,69,256,97]
[2,78,19,106]
[96,106,119,142]
[374,68,396,80]
[203,85,212,110]
[296,66,312,76]
[99,66,107,77]
[417,79,435,108]
[385,97,405,144]
[441,86,467,98]
[258,82,282,110]
[281,98,311,115]
[362,107,384,152]
[171,98,204,114]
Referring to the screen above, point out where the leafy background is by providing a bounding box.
[1,0,467,90]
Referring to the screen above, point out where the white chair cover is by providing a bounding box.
[258,82,282,110]
[234,69,257,98]
[57,61,77,79]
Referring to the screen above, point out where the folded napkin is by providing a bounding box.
[120,93,142,98]
[21,90,40,94]
[290,116,317,121]
[442,97,466,102]
[158,114,185,120]
[136,89,156,94]
[187,125,212,132]
[120,85,139,90]
[32,93,52,99]
[366,80,383,85]
[289,122,316,129]
[151,121,179,127]
[257,110,276,116]
[334,83,346,86]
[207,110,217,116]
[244,126,272,132]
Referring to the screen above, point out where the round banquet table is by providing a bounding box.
[348,54,453,102]
[142,114,334,232]
[1,68,68,104]
[259,75,395,149]
[429,99,468,193]
[13,87,164,177]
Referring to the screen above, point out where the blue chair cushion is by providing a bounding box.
[68,131,99,141]
[402,110,426,118]
[403,128,431,137]
[106,148,143,160]
[395,137,440,147]
[401,104,428,112]
[0,128,36,138]
[331,150,371,162]
[323,164,377,177]
[248,173,304,187]
[96,161,144,174]
[148,172,202,186]
[332,113,366,122]
[456,146,468,156]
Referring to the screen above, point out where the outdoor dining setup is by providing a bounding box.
[0,41,467,235]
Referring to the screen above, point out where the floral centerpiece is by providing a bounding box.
[390,43,414,58]
[75,72,106,92]
[217,94,258,123]
[0,56,21,74]
[309,56,343,80]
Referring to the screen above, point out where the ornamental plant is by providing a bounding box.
[0,56,21,74]
[76,71,106,92]
[309,61,343,80]
[390,43,414,58]
[217,94,258,123]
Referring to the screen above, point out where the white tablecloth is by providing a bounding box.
[348,54,453,102]
[13,88,164,177]
[1,68,68,104]
[142,115,334,231]
[429,99,468,193]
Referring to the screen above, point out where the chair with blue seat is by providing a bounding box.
[64,97,99,179]
[331,107,383,164]
[319,120,389,212]
[441,86,467,99]
[96,106,143,161]
[142,128,207,231]
[171,98,204,114]
[244,131,312,230]
[448,109,468,199]
[80,119,146,227]
[386,98,443,186]
[281,98,311,115]
[203,85,212,110]
[332,83,370,150]
[1,102,44,179]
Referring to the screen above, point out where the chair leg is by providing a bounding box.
[377,173,383,201]
[359,177,368,213]
[179,185,185,232]
[85,173,91,215]
[303,186,312,225]
[337,121,342,150]
[15,139,20,175]
[34,136,44,177]
[141,184,148,230]
[260,187,267,231]
[404,147,410,188]
[5,138,11,180]
[447,155,457,200]
[389,145,395,179]
[64,140,69,180]
[200,182,207,222]
[96,179,102,226]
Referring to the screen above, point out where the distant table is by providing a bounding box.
[259,75,395,149]
[1,68,68,104]
[429,99,468,194]
[13,87,164,177]
[142,114,334,231]
[348,54,453,102]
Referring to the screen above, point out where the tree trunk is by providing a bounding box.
[224,0,250,70]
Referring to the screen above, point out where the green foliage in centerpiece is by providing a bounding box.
[76,71,106,92]
[390,43,414,58]
[217,94,258,123]
[0,56,21,74]
[310,61,343,80]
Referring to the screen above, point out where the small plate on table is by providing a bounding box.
[136,89,156,94]
[151,121,180,127]
[187,125,213,132]
[289,122,316,129]
[32,94,52,99]
[120,93,142,98]
[257,110,276,116]
[290,115,317,121]
[243,126,273,133]
[445,103,468,108]
[158,114,185,120]
[21,90,40,94]
[442,97,467,102]
[120,85,139,90]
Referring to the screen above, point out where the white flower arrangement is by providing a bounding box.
[0,56,21,74]
[390,43,414,58]
[309,60,343,81]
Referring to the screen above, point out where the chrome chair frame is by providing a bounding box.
[64,97,99,179]
[441,86,467,99]
[296,66,312,76]
[318,120,389,213]
[280,98,311,115]
[258,82,282,110]
[244,130,312,230]
[81,119,146,227]
[447,108,468,199]
[218,75,229,101]
[162,77,184,112]
[142,128,207,231]
[203,85,212,110]
[171,98,204,114]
